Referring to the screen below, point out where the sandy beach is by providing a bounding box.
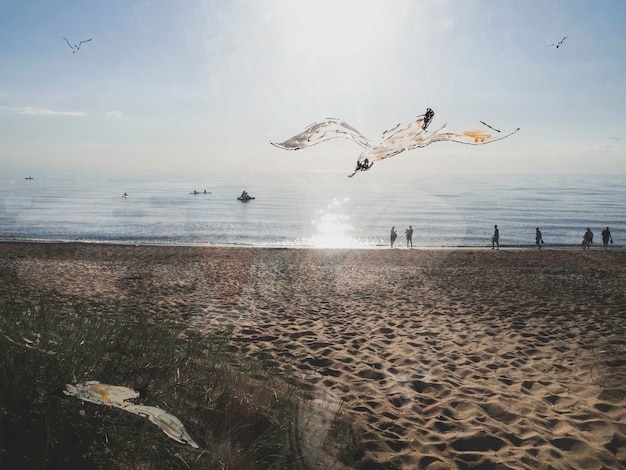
[1,242,625,469]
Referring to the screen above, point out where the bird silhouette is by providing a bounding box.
[545,36,568,48]
[63,37,92,53]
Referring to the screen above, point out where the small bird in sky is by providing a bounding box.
[63,37,92,53]
[545,36,568,48]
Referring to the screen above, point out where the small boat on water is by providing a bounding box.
[237,190,255,202]
[25,176,34,180]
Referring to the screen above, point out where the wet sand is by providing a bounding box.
[1,242,625,469]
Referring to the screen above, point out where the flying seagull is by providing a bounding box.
[271,108,519,177]
[63,37,92,53]
[545,36,568,48]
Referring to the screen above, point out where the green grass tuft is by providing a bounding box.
[0,294,355,469]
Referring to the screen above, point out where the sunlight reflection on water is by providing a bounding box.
[309,197,368,248]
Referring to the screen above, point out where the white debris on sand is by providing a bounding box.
[64,381,199,448]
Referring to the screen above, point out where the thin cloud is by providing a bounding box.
[105,110,126,118]
[0,105,86,116]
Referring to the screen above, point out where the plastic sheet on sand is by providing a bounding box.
[64,381,199,448]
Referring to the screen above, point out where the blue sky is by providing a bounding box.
[1,0,624,175]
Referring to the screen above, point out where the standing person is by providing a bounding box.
[390,227,398,248]
[582,227,593,250]
[535,227,544,250]
[601,226,613,250]
[405,225,413,249]
[491,225,500,250]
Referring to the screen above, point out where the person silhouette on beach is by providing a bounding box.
[601,226,613,250]
[582,228,593,250]
[535,227,544,250]
[491,225,499,250]
[390,227,398,248]
[405,225,413,248]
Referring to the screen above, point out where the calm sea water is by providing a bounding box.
[1,170,624,248]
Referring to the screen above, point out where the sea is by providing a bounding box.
[1,169,625,249]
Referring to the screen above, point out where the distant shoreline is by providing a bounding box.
[1,238,624,251]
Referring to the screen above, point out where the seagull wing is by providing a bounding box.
[441,125,520,145]
[545,36,567,47]
[271,118,371,151]
[348,122,519,178]
[479,120,501,133]
[63,37,74,49]
[362,121,517,164]
[78,38,92,46]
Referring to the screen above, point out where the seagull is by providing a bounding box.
[271,108,520,177]
[63,37,92,53]
[545,36,568,48]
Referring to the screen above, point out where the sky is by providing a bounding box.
[1,0,625,175]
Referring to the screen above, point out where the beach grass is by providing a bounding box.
[0,294,351,469]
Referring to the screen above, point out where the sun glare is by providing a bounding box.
[310,197,364,248]
[275,0,400,64]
